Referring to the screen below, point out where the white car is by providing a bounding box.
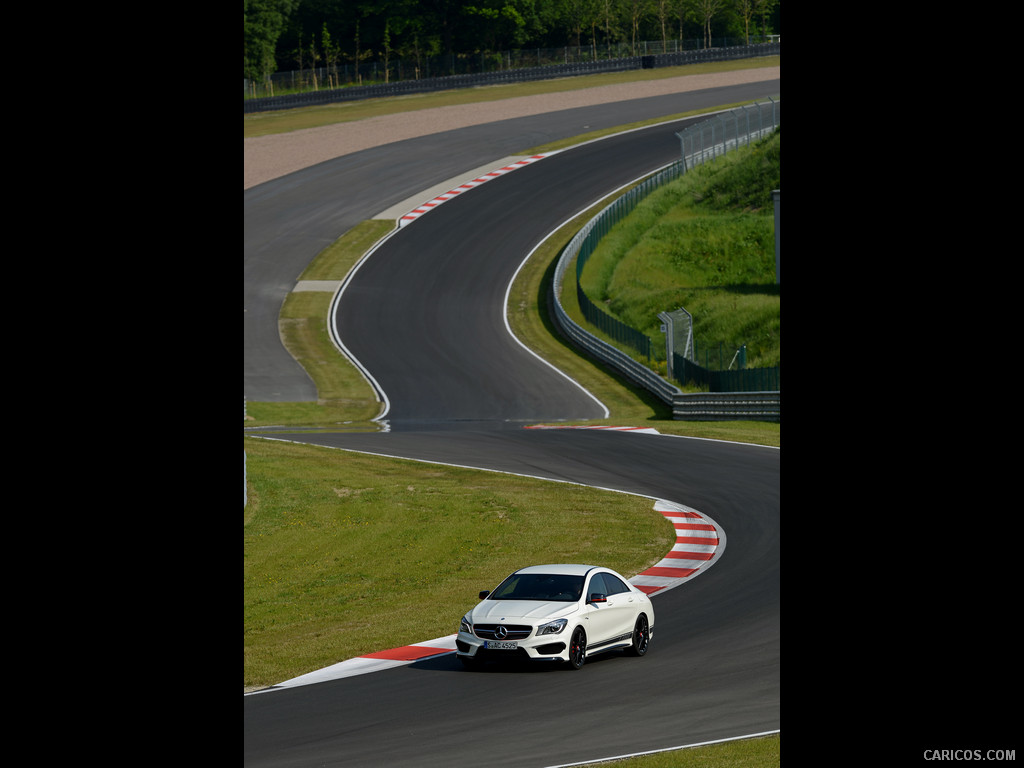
[456,564,654,670]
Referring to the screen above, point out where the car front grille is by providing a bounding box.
[474,624,532,640]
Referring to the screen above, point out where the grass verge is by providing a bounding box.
[244,435,673,687]
[245,220,394,428]
[595,733,780,767]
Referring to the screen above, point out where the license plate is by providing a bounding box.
[484,640,518,650]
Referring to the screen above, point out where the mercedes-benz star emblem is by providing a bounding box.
[494,625,508,639]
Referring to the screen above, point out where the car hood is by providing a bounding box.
[470,600,579,623]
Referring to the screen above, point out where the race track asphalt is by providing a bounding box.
[244,428,779,768]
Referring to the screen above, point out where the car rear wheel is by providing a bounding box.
[627,614,650,657]
[567,627,587,669]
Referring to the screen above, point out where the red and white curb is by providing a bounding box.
[398,154,553,226]
[630,500,724,596]
[249,635,459,693]
[247,498,722,694]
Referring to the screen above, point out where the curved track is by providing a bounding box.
[244,76,780,767]
[333,116,703,428]
[244,80,778,402]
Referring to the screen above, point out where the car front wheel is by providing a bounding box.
[627,614,650,657]
[567,626,587,669]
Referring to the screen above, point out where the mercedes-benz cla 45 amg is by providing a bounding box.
[456,564,654,670]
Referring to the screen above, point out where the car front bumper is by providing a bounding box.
[455,629,570,662]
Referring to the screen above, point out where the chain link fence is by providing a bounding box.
[677,97,780,168]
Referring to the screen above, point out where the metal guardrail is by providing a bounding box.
[244,43,779,113]
[672,391,780,421]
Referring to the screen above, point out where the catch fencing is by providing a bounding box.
[678,97,781,168]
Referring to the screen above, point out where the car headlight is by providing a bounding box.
[536,618,567,636]
[460,615,473,634]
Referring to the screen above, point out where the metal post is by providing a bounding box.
[772,189,780,284]
[658,312,674,381]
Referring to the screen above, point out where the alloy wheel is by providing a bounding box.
[628,614,650,656]
[568,627,587,669]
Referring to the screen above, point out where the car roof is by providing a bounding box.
[514,564,602,576]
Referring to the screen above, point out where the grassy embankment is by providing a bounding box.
[575,128,780,376]
[245,58,779,766]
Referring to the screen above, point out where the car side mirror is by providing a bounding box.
[588,593,607,604]
[479,590,490,600]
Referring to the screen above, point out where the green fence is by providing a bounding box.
[674,354,780,392]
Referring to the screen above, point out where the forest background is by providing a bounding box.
[244,0,781,83]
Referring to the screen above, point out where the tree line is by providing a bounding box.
[243,0,780,82]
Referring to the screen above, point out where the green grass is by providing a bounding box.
[244,435,673,687]
[580,130,780,370]
[594,733,780,767]
[268,220,396,425]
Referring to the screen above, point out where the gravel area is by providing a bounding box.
[243,67,779,190]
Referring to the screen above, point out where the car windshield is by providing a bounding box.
[488,573,584,602]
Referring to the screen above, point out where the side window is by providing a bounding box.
[588,572,608,598]
[603,573,630,595]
